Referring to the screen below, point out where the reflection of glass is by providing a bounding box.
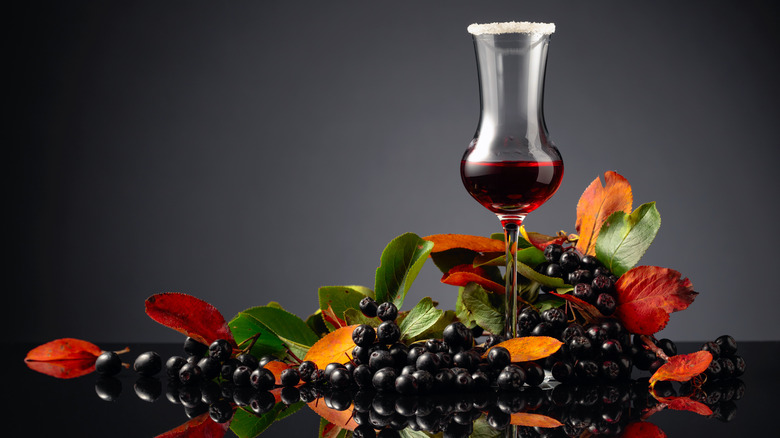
[460,22,563,339]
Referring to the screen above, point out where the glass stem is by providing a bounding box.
[503,222,521,339]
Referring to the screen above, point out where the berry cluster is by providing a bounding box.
[539,244,618,316]
[699,335,746,382]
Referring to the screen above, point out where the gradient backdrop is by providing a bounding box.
[10,0,780,343]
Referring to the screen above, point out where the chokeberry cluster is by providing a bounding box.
[539,244,618,316]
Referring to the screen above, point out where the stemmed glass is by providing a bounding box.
[460,22,563,339]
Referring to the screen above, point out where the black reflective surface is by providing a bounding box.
[10,342,779,437]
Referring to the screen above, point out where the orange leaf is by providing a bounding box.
[622,421,666,438]
[441,264,505,294]
[264,360,292,385]
[653,395,713,416]
[25,358,97,379]
[145,293,235,347]
[423,234,504,253]
[154,411,230,438]
[649,350,712,384]
[303,325,358,370]
[25,338,102,361]
[615,266,698,335]
[308,401,357,432]
[510,412,562,428]
[575,171,633,255]
[484,336,563,362]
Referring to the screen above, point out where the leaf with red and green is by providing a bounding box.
[622,421,666,438]
[649,350,712,385]
[575,171,633,256]
[318,286,373,331]
[519,227,570,252]
[145,293,234,347]
[155,411,230,438]
[595,202,661,277]
[614,266,698,335]
[483,336,563,362]
[24,338,103,379]
[441,264,505,295]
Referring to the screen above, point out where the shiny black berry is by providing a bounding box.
[376,320,401,344]
[568,269,593,286]
[165,356,187,378]
[715,335,738,356]
[372,367,397,391]
[580,255,600,271]
[208,398,234,423]
[496,365,526,390]
[369,350,394,371]
[236,353,259,370]
[280,368,300,387]
[250,367,275,390]
[559,250,581,272]
[443,322,474,350]
[359,296,379,318]
[133,351,162,377]
[592,275,614,293]
[541,307,566,328]
[487,346,511,369]
[352,324,377,347]
[702,341,721,359]
[596,293,616,316]
[197,356,222,380]
[233,365,253,387]
[376,302,399,321]
[96,351,123,376]
[544,244,563,262]
[298,360,317,382]
[178,362,203,385]
[416,352,441,373]
[395,374,418,395]
[523,362,545,386]
[183,337,208,357]
[573,283,595,303]
[208,339,232,362]
[544,263,564,278]
[329,367,352,390]
[656,338,677,357]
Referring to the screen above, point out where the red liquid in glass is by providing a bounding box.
[461,160,564,218]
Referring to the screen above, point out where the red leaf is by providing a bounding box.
[322,304,348,330]
[575,171,633,256]
[25,338,102,361]
[622,421,666,438]
[155,412,230,438]
[145,293,235,347]
[441,264,505,295]
[25,358,96,379]
[422,234,505,253]
[653,395,714,416]
[650,351,713,384]
[614,266,698,335]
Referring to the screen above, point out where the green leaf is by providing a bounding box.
[344,308,380,327]
[306,310,329,338]
[237,306,319,359]
[228,313,287,359]
[535,294,566,312]
[417,310,456,341]
[374,233,434,308]
[400,427,436,438]
[595,202,661,277]
[318,286,372,331]
[230,402,304,438]
[399,297,444,341]
[471,416,504,438]
[458,283,505,335]
[266,301,284,310]
[516,260,568,288]
[474,246,546,268]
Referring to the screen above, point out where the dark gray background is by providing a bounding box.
[10,0,780,343]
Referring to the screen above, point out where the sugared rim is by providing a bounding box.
[467,21,555,35]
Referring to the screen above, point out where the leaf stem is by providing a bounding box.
[640,335,669,361]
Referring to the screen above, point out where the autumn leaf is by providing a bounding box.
[264,360,293,386]
[614,266,698,335]
[145,293,235,347]
[510,412,563,428]
[25,358,97,379]
[26,338,103,361]
[649,350,713,384]
[303,325,358,370]
[575,171,633,256]
[652,394,713,416]
[519,227,570,252]
[155,411,231,438]
[622,421,666,438]
[308,400,357,432]
[320,421,344,438]
[24,338,104,379]
[441,264,505,295]
[423,234,505,253]
[484,336,562,362]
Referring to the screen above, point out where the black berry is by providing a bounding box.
[359,296,379,318]
[96,351,123,376]
[376,302,399,321]
[208,339,232,362]
[133,351,162,377]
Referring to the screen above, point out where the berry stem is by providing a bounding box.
[112,346,131,355]
[640,335,670,361]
